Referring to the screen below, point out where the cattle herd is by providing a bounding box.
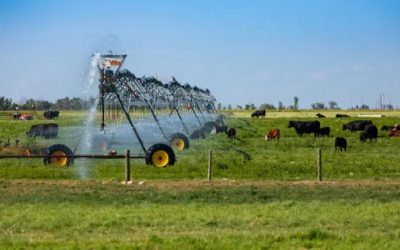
[263,113,400,152]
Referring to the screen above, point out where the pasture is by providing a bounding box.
[1,110,400,249]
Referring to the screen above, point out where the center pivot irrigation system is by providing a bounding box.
[37,52,219,168]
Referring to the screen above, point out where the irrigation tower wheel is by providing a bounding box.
[169,133,190,150]
[145,143,176,167]
[43,144,74,167]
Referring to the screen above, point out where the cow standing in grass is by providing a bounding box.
[26,123,58,139]
[317,127,330,138]
[227,128,236,139]
[265,128,280,141]
[335,137,347,152]
[360,124,378,143]
[215,125,228,134]
[342,120,372,132]
[43,111,60,120]
[251,110,266,118]
[288,121,320,137]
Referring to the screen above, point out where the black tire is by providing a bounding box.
[169,133,190,150]
[145,143,176,167]
[43,144,74,167]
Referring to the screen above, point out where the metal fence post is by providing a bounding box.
[125,150,131,183]
[208,149,212,181]
[317,148,322,181]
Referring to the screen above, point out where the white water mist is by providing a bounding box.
[76,53,101,179]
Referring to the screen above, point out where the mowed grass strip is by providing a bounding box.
[1,180,400,249]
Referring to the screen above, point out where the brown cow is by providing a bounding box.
[265,128,280,141]
[389,130,400,137]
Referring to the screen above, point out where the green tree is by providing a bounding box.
[328,101,339,109]
[259,103,276,110]
[294,96,299,110]
[278,101,284,110]
[0,97,13,110]
[311,102,325,109]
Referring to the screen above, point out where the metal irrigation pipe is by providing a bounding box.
[0,154,144,159]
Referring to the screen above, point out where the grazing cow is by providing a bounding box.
[202,121,216,134]
[336,114,350,118]
[360,124,378,143]
[265,128,280,141]
[288,120,320,137]
[43,111,60,120]
[316,113,326,118]
[251,109,266,118]
[215,125,228,134]
[342,120,372,132]
[317,127,330,138]
[389,129,400,137]
[26,123,58,139]
[226,128,236,139]
[190,129,206,140]
[335,137,347,152]
[381,125,395,131]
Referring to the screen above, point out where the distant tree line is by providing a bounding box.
[217,96,394,111]
[0,96,96,111]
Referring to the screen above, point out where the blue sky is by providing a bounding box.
[0,0,399,108]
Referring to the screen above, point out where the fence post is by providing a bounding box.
[208,149,212,181]
[317,148,322,181]
[125,149,131,183]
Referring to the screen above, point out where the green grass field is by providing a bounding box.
[1,110,400,249]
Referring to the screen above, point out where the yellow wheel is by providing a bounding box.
[171,138,185,150]
[169,133,190,150]
[44,144,73,167]
[50,151,68,167]
[145,143,176,167]
[152,150,170,168]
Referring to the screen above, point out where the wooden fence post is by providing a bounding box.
[208,150,212,181]
[125,149,131,183]
[317,148,322,181]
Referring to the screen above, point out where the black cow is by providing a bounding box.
[215,125,228,134]
[190,129,206,140]
[316,113,326,118]
[317,127,330,138]
[251,109,266,118]
[43,111,60,120]
[381,125,395,131]
[342,120,372,132]
[226,128,236,139]
[336,114,350,118]
[335,137,347,152]
[360,124,378,143]
[288,121,320,137]
[202,121,216,134]
[26,123,58,139]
